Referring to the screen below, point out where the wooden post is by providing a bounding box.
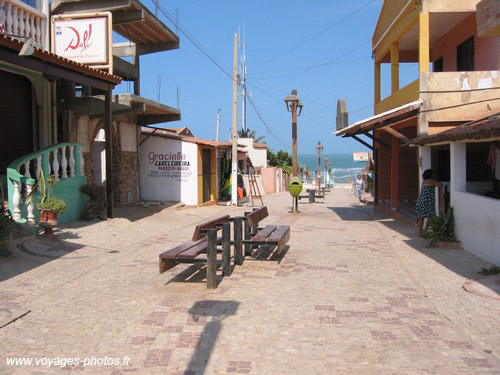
[206,229,217,289]
[244,212,251,256]
[222,223,231,276]
[105,84,114,218]
[292,107,298,176]
[390,135,399,210]
[374,147,379,205]
[251,207,258,252]
[233,217,243,265]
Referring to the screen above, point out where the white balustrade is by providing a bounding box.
[61,145,68,179]
[1,0,47,48]
[12,180,21,221]
[52,149,60,182]
[8,144,83,224]
[69,146,76,178]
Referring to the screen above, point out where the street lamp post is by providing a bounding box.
[284,90,303,177]
[285,90,303,213]
[316,141,323,193]
[324,155,329,187]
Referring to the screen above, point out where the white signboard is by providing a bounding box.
[353,152,370,162]
[53,17,109,65]
[140,137,198,206]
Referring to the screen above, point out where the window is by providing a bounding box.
[457,37,474,71]
[433,57,443,72]
[20,0,36,8]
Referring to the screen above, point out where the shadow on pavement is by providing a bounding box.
[0,236,86,282]
[185,300,240,375]
[327,205,373,221]
[247,245,289,263]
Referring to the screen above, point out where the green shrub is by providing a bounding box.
[37,196,66,213]
[423,207,457,247]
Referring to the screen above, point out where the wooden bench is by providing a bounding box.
[232,207,290,262]
[159,215,231,289]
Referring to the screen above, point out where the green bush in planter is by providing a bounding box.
[37,196,66,213]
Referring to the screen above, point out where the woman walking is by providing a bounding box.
[352,174,365,204]
[416,169,442,235]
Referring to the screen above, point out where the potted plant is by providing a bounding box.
[424,207,461,249]
[0,181,13,256]
[35,174,66,237]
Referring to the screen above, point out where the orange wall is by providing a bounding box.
[375,130,392,201]
[397,127,418,200]
[432,14,500,71]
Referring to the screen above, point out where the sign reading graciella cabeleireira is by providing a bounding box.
[52,13,112,72]
[139,137,198,205]
[147,151,192,182]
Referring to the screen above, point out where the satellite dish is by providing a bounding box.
[336,99,348,131]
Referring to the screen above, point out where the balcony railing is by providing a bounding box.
[7,143,85,225]
[0,0,47,48]
[375,79,420,115]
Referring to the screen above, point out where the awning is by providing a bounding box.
[335,100,422,137]
[413,114,500,146]
[0,35,121,89]
[69,94,181,125]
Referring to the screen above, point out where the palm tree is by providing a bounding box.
[237,127,266,143]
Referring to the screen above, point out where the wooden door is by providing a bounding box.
[202,149,211,202]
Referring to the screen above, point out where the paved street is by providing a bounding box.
[0,187,499,374]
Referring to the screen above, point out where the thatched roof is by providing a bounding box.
[413,114,500,146]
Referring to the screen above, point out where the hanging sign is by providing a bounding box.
[51,12,113,73]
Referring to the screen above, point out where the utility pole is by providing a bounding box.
[241,23,247,133]
[231,33,239,206]
[324,155,328,187]
[216,108,221,142]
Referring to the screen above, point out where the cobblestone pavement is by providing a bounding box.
[0,187,499,374]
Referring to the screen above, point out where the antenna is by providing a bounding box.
[157,75,161,102]
[241,21,247,132]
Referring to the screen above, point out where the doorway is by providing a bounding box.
[202,149,211,202]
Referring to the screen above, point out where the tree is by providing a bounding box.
[267,149,293,174]
[237,127,266,143]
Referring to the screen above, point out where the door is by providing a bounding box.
[0,70,34,175]
[202,149,211,202]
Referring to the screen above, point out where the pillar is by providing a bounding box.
[419,145,431,188]
[450,142,466,199]
[374,62,381,105]
[391,42,399,94]
[390,135,399,209]
[105,84,114,219]
[419,12,430,74]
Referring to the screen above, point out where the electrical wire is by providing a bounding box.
[251,0,377,70]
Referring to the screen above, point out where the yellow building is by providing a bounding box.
[337,0,500,221]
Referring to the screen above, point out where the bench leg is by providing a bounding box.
[206,229,217,289]
[234,217,244,266]
[222,223,231,276]
[159,258,177,274]
[244,212,252,256]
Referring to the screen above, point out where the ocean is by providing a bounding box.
[298,153,366,183]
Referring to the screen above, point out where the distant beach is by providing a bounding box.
[298,153,366,183]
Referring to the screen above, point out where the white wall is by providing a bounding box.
[452,191,500,265]
[139,136,198,205]
[237,138,267,168]
[120,122,138,152]
[450,142,500,265]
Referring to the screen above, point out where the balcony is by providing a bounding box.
[420,71,500,122]
[0,0,47,48]
[375,79,420,115]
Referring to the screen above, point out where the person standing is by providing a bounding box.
[416,169,443,235]
[352,174,365,204]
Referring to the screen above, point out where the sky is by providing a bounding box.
[115,0,419,155]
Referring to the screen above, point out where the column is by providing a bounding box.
[105,84,114,218]
[391,42,399,94]
[374,62,381,105]
[450,142,466,202]
[390,135,399,209]
[419,12,430,74]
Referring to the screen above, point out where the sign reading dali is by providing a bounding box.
[52,12,112,73]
